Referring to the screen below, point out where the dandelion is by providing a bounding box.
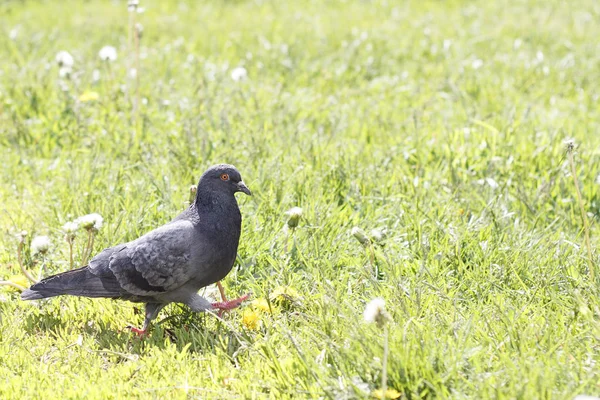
[127,0,139,12]
[76,213,103,232]
[188,185,197,205]
[230,66,247,81]
[31,236,51,256]
[364,298,391,326]
[251,298,272,313]
[15,230,28,244]
[0,275,28,292]
[364,297,392,397]
[56,51,74,68]
[565,137,594,280]
[351,227,370,245]
[135,23,144,39]
[564,137,576,152]
[14,231,37,284]
[471,59,484,69]
[63,221,79,269]
[59,67,72,78]
[241,309,260,330]
[285,207,302,229]
[77,213,103,266]
[99,46,117,62]
[372,389,401,399]
[78,91,100,102]
[270,286,300,309]
[62,221,79,237]
[370,228,386,243]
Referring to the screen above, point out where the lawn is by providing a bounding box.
[1,0,600,398]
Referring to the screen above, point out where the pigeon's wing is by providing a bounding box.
[89,220,196,297]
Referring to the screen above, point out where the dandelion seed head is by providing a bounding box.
[230,66,247,81]
[370,228,386,243]
[564,137,576,152]
[127,0,139,12]
[62,221,79,235]
[76,213,103,232]
[56,51,74,68]
[364,297,391,327]
[31,236,51,255]
[99,46,117,62]
[135,23,144,38]
[15,230,28,243]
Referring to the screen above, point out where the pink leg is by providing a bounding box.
[125,326,148,337]
[211,294,250,312]
[217,281,228,301]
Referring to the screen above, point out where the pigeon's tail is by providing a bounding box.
[21,266,123,300]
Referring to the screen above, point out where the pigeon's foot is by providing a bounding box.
[125,325,148,337]
[211,294,250,312]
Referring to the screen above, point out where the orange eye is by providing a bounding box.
[220,173,230,181]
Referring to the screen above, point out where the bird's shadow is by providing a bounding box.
[23,303,246,360]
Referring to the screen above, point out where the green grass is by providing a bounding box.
[1,0,600,398]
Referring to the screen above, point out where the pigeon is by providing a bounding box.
[21,164,252,334]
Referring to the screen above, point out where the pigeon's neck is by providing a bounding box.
[194,189,240,215]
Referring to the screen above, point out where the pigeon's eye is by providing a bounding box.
[220,173,230,181]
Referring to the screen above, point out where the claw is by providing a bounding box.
[125,325,148,337]
[211,293,250,313]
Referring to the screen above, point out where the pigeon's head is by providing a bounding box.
[199,164,252,196]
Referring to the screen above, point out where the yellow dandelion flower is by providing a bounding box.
[241,309,260,331]
[79,91,100,102]
[372,388,401,399]
[2,275,28,292]
[251,298,272,313]
[269,286,301,309]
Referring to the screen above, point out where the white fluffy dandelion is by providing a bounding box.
[31,236,51,255]
[62,221,79,234]
[99,46,117,62]
[230,66,247,81]
[364,298,391,328]
[55,51,74,68]
[76,213,103,232]
[370,228,386,243]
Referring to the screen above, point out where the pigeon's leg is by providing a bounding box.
[186,293,249,313]
[211,294,250,311]
[216,281,227,301]
[128,302,165,336]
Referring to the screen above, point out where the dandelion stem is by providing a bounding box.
[82,231,94,266]
[567,146,595,281]
[38,258,47,279]
[68,239,74,270]
[367,243,376,277]
[0,281,26,291]
[17,241,38,284]
[382,325,389,397]
[126,4,134,107]
[134,22,140,124]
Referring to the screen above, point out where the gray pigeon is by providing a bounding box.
[21,164,252,334]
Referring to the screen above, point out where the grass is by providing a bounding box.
[1,0,600,398]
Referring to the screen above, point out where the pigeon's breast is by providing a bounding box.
[190,210,242,287]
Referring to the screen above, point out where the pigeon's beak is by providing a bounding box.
[236,181,252,196]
